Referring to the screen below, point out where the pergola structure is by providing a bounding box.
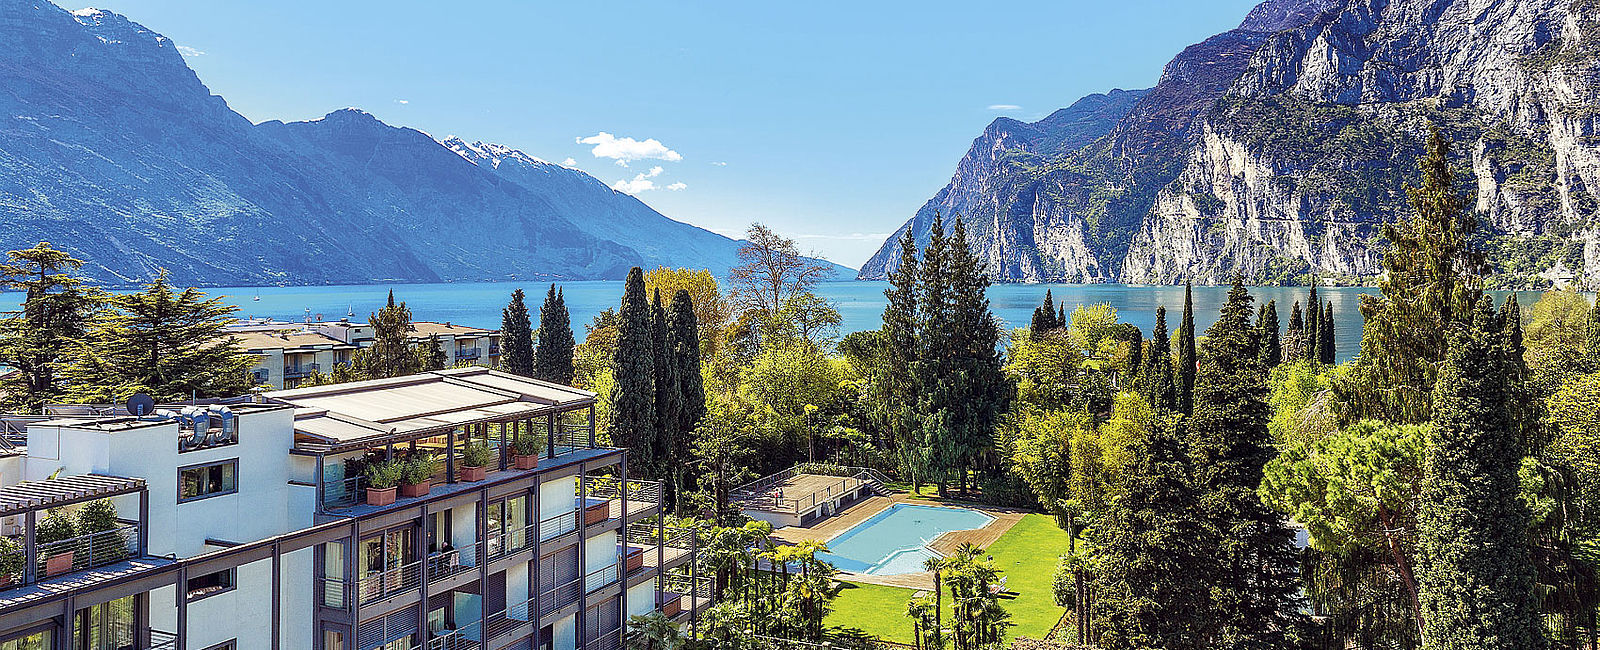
[0,474,150,588]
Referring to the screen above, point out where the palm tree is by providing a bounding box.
[625,612,685,650]
[923,556,946,650]
[905,596,932,650]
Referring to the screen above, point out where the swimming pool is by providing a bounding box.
[815,504,995,575]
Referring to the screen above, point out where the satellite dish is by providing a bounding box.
[125,393,156,418]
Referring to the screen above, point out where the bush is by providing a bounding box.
[512,434,541,457]
[76,500,128,563]
[461,441,495,468]
[401,454,438,485]
[35,509,77,547]
[363,459,404,489]
[0,536,22,579]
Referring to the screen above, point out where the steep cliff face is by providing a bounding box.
[868,0,1600,288]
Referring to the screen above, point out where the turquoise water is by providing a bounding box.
[0,280,1552,363]
[815,504,995,575]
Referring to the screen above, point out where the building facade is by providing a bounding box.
[0,367,707,650]
[230,321,504,390]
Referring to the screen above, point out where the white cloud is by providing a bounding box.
[561,158,578,167]
[666,182,687,191]
[576,132,682,166]
[176,45,204,57]
[394,99,410,105]
[611,166,666,194]
[987,104,1021,110]
[710,161,728,167]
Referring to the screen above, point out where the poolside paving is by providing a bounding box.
[769,493,1028,590]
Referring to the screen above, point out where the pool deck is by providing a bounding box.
[769,493,1027,590]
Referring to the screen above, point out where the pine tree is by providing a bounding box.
[1417,297,1545,650]
[1090,413,1209,649]
[418,334,447,371]
[1258,300,1281,368]
[1058,304,1066,329]
[915,214,957,494]
[1177,283,1197,416]
[61,271,258,402]
[0,243,99,411]
[1140,306,1178,412]
[941,218,1010,495]
[1306,286,1321,363]
[535,285,576,385]
[362,290,423,379]
[881,228,924,486]
[1031,290,1059,333]
[1339,125,1483,424]
[611,268,657,470]
[1319,301,1336,365]
[651,289,682,482]
[500,288,536,376]
[1187,278,1304,645]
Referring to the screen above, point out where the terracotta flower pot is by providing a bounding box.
[460,465,487,482]
[661,596,682,617]
[44,551,74,577]
[400,480,432,498]
[365,486,397,506]
[512,454,539,470]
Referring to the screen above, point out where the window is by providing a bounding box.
[0,628,49,650]
[72,596,133,650]
[186,568,236,601]
[179,460,238,502]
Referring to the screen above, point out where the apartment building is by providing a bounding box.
[0,367,709,650]
[231,320,504,390]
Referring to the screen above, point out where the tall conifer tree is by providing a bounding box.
[1187,278,1304,645]
[1177,283,1197,416]
[1031,290,1059,333]
[500,288,536,376]
[651,289,681,481]
[364,290,422,379]
[1140,306,1178,412]
[0,243,98,411]
[611,268,657,469]
[1306,286,1321,363]
[667,290,706,496]
[1417,297,1545,650]
[1320,301,1336,365]
[881,228,924,485]
[1258,299,1281,368]
[535,285,576,385]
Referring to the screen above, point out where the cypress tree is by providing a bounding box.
[1177,283,1197,416]
[1187,277,1304,645]
[1031,290,1059,333]
[1319,301,1336,365]
[1284,301,1306,362]
[500,288,536,376]
[651,289,681,480]
[1305,286,1321,362]
[1258,299,1281,368]
[1140,306,1178,412]
[881,228,923,485]
[1417,297,1545,650]
[664,289,704,513]
[535,285,576,385]
[945,218,1010,495]
[610,268,657,468]
[916,214,958,495]
[1498,294,1536,449]
[418,334,447,371]
[1058,304,1066,329]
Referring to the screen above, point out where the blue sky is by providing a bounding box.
[87,0,1261,269]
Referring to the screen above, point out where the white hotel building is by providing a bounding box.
[0,367,709,650]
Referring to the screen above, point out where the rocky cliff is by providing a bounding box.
[0,1,834,286]
[864,0,1600,289]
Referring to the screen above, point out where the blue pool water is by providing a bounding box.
[816,504,995,575]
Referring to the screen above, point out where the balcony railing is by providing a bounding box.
[540,578,581,617]
[585,477,662,520]
[284,363,320,379]
[357,559,422,605]
[322,473,364,509]
[31,524,138,578]
[486,522,534,560]
[539,509,578,541]
[427,542,479,584]
[424,594,533,650]
[322,576,348,608]
[150,630,177,650]
[585,564,618,593]
[586,629,621,650]
[456,348,481,360]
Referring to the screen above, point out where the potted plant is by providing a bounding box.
[400,454,438,498]
[363,459,402,506]
[511,434,540,470]
[75,499,127,565]
[459,441,494,482]
[0,536,22,587]
[36,509,77,577]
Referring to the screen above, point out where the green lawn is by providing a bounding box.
[827,513,1072,644]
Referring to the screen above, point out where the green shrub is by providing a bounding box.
[401,454,439,485]
[512,434,540,457]
[461,441,495,468]
[35,509,77,547]
[0,537,22,579]
[363,459,404,489]
[76,500,127,563]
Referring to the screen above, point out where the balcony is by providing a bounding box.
[486,522,534,561]
[426,541,480,585]
[660,573,715,623]
[584,564,618,594]
[584,476,662,524]
[539,509,578,542]
[356,558,422,606]
[586,629,621,650]
[456,348,481,360]
[0,475,153,593]
[424,594,534,650]
[283,363,320,379]
[540,578,581,618]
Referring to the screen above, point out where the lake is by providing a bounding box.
[0,281,1553,363]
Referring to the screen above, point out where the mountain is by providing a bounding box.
[862,0,1600,289]
[0,1,843,286]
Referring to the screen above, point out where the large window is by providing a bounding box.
[186,568,236,601]
[0,628,48,650]
[72,595,133,650]
[179,460,238,502]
